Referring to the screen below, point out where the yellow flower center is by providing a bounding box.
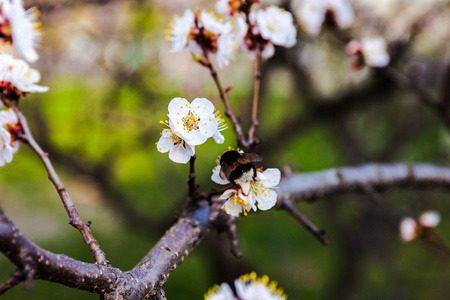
[182,111,200,132]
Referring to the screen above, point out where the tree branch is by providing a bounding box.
[281,197,329,245]
[1,96,109,266]
[278,163,450,202]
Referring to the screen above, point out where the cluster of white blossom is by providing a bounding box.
[166,1,296,67]
[0,109,19,166]
[399,210,441,242]
[0,1,47,167]
[211,151,281,217]
[0,54,48,95]
[0,0,41,63]
[156,97,226,164]
[204,272,286,300]
[294,0,390,68]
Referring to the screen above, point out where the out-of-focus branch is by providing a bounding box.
[0,271,23,295]
[1,97,109,267]
[277,163,450,202]
[281,197,329,245]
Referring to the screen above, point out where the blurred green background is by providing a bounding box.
[1,0,449,299]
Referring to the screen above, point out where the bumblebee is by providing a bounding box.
[219,150,263,190]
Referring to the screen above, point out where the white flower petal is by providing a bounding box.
[212,131,225,144]
[255,188,278,211]
[261,168,281,187]
[240,180,251,195]
[168,142,194,164]
[156,129,173,153]
[168,9,195,52]
[211,164,230,185]
[168,97,190,120]
[190,98,215,118]
[205,283,235,300]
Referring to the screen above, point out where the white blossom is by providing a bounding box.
[167,97,218,146]
[0,127,13,166]
[399,217,419,242]
[0,54,48,93]
[156,128,195,164]
[219,188,255,217]
[419,211,441,228]
[1,0,41,63]
[245,168,281,211]
[360,37,390,67]
[252,6,296,47]
[204,282,235,300]
[7,58,48,92]
[166,9,195,52]
[205,273,287,300]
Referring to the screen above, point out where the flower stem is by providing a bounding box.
[187,155,198,204]
[248,49,261,145]
[1,97,110,266]
[200,50,249,149]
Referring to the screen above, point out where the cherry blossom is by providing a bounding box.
[156,128,195,164]
[204,272,287,300]
[219,188,254,217]
[167,97,218,146]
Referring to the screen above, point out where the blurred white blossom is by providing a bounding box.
[419,211,441,228]
[399,217,419,242]
[360,37,390,67]
[1,0,41,62]
[0,53,48,94]
[294,0,354,36]
[252,6,296,48]
[0,127,13,166]
[166,9,195,53]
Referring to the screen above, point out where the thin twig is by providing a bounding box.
[198,186,230,201]
[281,198,330,245]
[226,221,243,258]
[0,274,23,295]
[187,155,198,204]
[248,49,261,146]
[200,50,248,149]
[1,97,109,266]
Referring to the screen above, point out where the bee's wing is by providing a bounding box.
[219,164,232,180]
[240,153,263,163]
